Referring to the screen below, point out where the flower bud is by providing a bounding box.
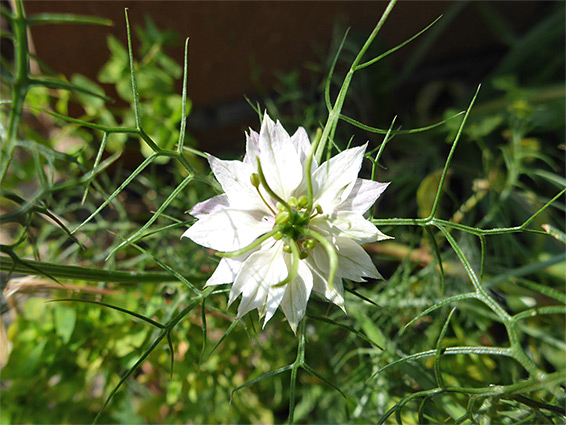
[315,204,323,215]
[283,244,292,253]
[298,195,309,208]
[273,231,283,240]
[299,250,308,259]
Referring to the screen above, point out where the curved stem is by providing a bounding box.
[274,238,300,288]
[303,228,338,292]
[216,229,279,258]
[256,157,291,212]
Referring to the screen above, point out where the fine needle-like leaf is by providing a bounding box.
[73,153,158,233]
[434,307,456,388]
[301,363,348,398]
[106,174,194,259]
[177,37,189,153]
[82,132,108,205]
[324,28,350,113]
[307,313,384,350]
[428,85,481,220]
[49,298,165,329]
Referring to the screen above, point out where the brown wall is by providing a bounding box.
[24,1,543,107]
[18,1,550,152]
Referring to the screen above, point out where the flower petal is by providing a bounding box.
[205,257,244,286]
[290,126,313,166]
[229,242,288,318]
[307,260,345,311]
[339,179,389,214]
[258,114,303,200]
[313,143,367,213]
[311,234,382,281]
[208,155,269,213]
[189,194,230,219]
[243,129,260,165]
[182,208,272,252]
[333,211,393,244]
[263,284,287,328]
[280,260,313,333]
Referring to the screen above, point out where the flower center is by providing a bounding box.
[220,157,338,292]
[251,171,323,261]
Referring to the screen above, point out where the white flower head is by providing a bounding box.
[183,113,390,333]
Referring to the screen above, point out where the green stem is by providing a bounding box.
[302,228,338,292]
[216,229,279,258]
[0,254,185,283]
[1,0,30,184]
[256,157,291,211]
[274,239,300,288]
[288,318,307,424]
[314,0,397,163]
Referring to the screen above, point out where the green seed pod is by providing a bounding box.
[250,173,260,188]
[275,211,290,224]
[288,197,299,208]
[302,238,316,250]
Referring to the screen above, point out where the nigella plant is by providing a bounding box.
[183,114,390,332]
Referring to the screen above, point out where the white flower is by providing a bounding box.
[183,113,390,333]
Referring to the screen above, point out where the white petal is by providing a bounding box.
[307,260,345,311]
[290,127,313,166]
[208,155,269,213]
[189,194,230,219]
[243,129,261,165]
[263,284,287,328]
[280,260,313,333]
[258,114,303,200]
[311,234,382,281]
[182,208,272,252]
[313,143,367,213]
[333,211,393,244]
[205,257,244,286]
[228,242,288,319]
[339,179,389,214]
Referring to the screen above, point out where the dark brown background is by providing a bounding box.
[19,1,553,150]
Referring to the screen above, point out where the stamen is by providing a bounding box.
[302,228,338,291]
[310,204,323,219]
[274,238,300,288]
[256,157,292,212]
[216,229,279,258]
[251,173,276,215]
